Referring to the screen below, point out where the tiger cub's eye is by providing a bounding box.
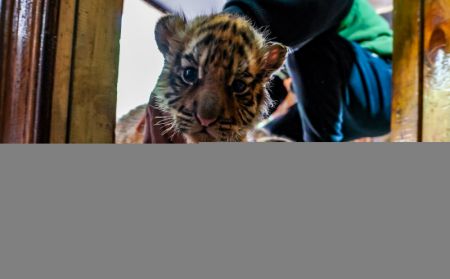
[232,80,247,94]
[182,67,198,84]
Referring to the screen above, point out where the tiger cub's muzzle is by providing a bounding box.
[193,92,222,128]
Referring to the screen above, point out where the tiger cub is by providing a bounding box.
[152,13,287,143]
[115,104,293,143]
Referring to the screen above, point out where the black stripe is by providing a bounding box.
[241,98,254,107]
[227,48,235,72]
[238,110,249,124]
[256,92,263,104]
[237,31,252,46]
[205,50,213,65]
[235,92,252,100]
[236,44,246,57]
[219,127,232,132]
[231,23,237,35]
[222,49,228,60]
[164,92,178,99]
[177,114,192,121]
[220,22,231,32]
[241,107,256,119]
[180,107,193,117]
[178,127,188,133]
[197,22,230,36]
[219,118,236,125]
[194,34,215,50]
[206,45,218,65]
[169,74,184,89]
[174,53,182,66]
[253,73,265,84]
[183,54,198,65]
[241,71,253,79]
[167,96,181,106]
[177,122,191,129]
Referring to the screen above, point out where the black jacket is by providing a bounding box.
[223,0,354,48]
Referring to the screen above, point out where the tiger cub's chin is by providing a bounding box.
[184,133,218,144]
[184,129,245,143]
[152,13,287,142]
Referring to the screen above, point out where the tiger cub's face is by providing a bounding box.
[154,14,287,143]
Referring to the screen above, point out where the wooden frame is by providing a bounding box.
[391,0,423,142]
[0,0,60,143]
[392,0,450,142]
[422,0,450,141]
[0,0,123,143]
[50,0,123,143]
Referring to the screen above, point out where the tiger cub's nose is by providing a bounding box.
[196,114,217,127]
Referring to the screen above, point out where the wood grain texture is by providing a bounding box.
[390,0,423,142]
[422,0,450,141]
[67,0,123,143]
[50,0,76,143]
[0,0,60,143]
[1,0,123,143]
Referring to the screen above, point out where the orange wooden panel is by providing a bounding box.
[50,0,77,143]
[68,0,123,143]
[422,0,450,141]
[391,0,423,142]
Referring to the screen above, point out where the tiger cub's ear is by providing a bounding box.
[262,42,288,77]
[155,15,186,56]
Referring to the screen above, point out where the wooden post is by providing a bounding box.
[51,0,124,143]
[392,0,450,142]
[143,0,169,13]
[1,0,123,143]
[0,0,60,143]
[422,0,450,141]
[391,0,424,142]
[50,0,77,143]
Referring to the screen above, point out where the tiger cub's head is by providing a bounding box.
[154,13,287,142]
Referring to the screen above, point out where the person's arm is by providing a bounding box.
[223,0,354,48]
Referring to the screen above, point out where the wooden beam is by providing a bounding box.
[422,0,450,141]
[1,0,124,143]
[51,0,124,143]
[50,0,76,143]
[391,0,424,142]
[142,0,169,13]
[0,0,60,143]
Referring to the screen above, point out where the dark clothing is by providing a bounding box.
[223,0,392,142]
[224,0,393,57]
[223,0,354,49]
[265,105,304,141]
[266,32,392,142]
